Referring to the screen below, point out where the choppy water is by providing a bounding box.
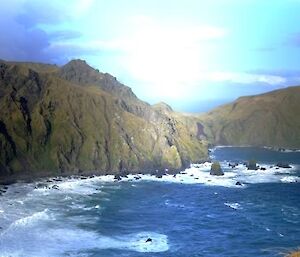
[0,147,300,257]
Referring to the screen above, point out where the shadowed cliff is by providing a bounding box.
[0,60,208,180]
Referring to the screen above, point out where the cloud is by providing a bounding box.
[205,72,287,85]
[0,0,93,63]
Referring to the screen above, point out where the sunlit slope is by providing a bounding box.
[0,60,208,179]
[200,86,300,148]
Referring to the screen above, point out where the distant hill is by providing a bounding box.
[199,86,300,148]
[1,58,300,182]
[0,60,208,181]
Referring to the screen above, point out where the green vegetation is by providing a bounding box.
[199,86,300,148]
[210,161,224,176]
[1,58,300,182]
[0,60,208,181]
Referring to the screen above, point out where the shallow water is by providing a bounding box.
[0,147,300,257]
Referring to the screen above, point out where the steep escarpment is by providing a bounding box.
[200,86,300,148]
[0,60,208,180]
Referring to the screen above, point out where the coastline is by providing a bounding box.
[2,144,300,186]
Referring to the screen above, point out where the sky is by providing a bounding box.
[1,0,300,112]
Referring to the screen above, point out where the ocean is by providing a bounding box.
[0,147,299,257]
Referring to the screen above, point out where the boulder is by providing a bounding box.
[114,175,122,181]
[229,162,238,168]
[145,238,152,243]
[210,162,224,176]
[276,162,292,169]
[247,160,258,170]
[235,181,242,186]
[52,185,59,190]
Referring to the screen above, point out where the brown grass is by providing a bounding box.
[286,250,300,257]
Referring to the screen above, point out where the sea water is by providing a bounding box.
[0,147,299,257]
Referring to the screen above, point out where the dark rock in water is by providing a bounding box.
[229,162,238,168]
[0,180,16,186]
[52,185,59,190]
[260,167,266,171]
[80,176,88,180]
[210,161,224,176]
[235,181,242,186]
[114,175,122,181]
[35,183,48,189]
[156,174,163,178]
[180,172,187,175]
[145,238,152,243]
[247,160,258,170]
[276,162,292,169]
[53,178,63,182]
[134,175,141,180]
[173,174,177,178]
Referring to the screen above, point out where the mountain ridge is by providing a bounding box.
[199,85,300,148]
[1,58,300,183]
[0,59,208,182]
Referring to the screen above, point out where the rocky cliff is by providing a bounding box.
[0,60,208,181]
[199,86,300,148]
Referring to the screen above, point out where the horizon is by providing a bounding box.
[1,0,300,112]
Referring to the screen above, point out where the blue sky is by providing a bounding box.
[1,0,300,112]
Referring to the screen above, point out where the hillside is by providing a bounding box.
[0,60,208,181]
[200,86,300,148]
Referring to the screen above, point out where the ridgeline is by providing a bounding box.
[1,59,300,182]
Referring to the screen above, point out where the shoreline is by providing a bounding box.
[2,145,300,186]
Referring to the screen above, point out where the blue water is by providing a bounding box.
[0,147,300,257]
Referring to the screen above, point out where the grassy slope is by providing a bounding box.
[199,86,300,148]
[0,61,208,180]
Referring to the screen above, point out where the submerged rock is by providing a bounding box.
[52,185,59,190]
[229,162,238,168]
[276,162,292,169]
[210,162,224,176]
[114,175,122,181]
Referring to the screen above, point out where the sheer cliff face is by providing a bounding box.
[0,60,208,179]
[200,86,300,148]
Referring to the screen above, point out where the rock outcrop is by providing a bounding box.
[210,161,224,176]
[0,60,208,181]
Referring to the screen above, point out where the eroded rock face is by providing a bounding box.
[0,60,208,180]
[210,162,224,176]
